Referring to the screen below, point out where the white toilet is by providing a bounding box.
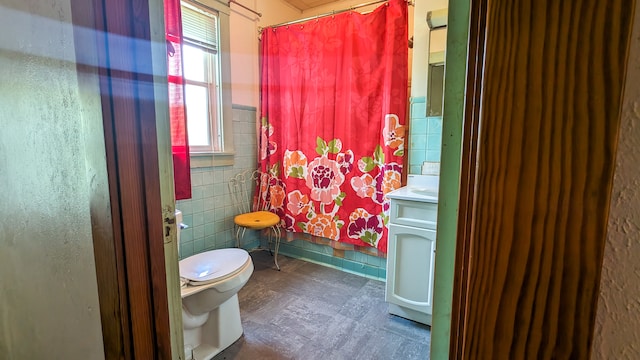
[175,210,254,360]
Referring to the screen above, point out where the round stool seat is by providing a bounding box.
[234,210,280,229]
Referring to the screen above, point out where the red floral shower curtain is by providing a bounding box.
[259,0,408,253]
[165,0,191,200]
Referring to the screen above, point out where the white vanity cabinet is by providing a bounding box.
[385,189,438,326]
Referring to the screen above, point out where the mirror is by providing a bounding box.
[408,9,447,175]
[426,27,446,117]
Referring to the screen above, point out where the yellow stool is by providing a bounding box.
[229,170,282,270]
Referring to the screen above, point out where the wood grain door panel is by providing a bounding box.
[452,0,635,358]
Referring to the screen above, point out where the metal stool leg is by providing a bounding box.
[272,226,281,271]
[267,226,273,256]
[235,225,246,248]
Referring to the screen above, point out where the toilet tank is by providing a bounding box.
[175,210,183,250]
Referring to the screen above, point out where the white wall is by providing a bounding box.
[257,0,303,27]
[0,1,105,358]
[229,0,302,107]
[592,4,640,358]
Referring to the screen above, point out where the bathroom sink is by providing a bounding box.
[409,187,439,198]
[386,182,439,203]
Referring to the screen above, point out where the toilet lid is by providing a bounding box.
[179,248,250,284]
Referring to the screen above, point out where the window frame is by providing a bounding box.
[181,0,234,167]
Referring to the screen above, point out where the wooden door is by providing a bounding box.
[70,0,175,358]
[451,0,635,358]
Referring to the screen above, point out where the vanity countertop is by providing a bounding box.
[386,186,438,203]
[386,174,439,203]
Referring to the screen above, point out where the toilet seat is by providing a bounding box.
[180,248,250,286]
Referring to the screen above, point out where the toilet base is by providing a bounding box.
[183,294,244,360]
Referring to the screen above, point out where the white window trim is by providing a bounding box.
[182,0,234,167]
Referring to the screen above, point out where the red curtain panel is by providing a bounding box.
[259,0,408,253]
[164,0,192,200]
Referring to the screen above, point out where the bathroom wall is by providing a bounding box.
[0,1,105,358]
[592,3,640,357]
[228,0,301,108]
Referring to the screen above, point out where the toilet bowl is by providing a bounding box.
[176,210,254,360]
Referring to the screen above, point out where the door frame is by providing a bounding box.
[71,0,174,358]
[447,0,487,356]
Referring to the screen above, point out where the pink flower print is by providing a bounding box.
[374,163,403,204]
[347,209,384,246]
[382,165,402,194]
[256,172,270,208]
[305,156,345,204]
[307,213,340,240]
[284,214,296,232]
[382,200,390,213]
[336,150,354,175]
[283,150,307,179]
[260,123,277,160]
[383,114,406,151]
[349,208,370,221]
[269,184,286,210]
[351,174,375,199]
[287,190,311,216]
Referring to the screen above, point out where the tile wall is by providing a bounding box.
[176,105,260,258]
[409,97,443,175]
[278,239,387,280]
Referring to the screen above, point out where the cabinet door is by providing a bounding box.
[386,224,436,315]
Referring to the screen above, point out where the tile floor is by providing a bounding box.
[213,250,431,359]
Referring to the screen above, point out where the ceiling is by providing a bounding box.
[282,0,343,11]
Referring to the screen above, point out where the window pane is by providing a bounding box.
[183,44,206,82]
[184,84,210,147]
[180,0,228,156]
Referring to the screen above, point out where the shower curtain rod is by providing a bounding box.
[261,0,414,30]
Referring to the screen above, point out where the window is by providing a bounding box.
[181,0,233,165]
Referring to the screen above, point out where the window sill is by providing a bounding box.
[189,151,234,168]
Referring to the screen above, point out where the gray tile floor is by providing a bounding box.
[213,250,431,360]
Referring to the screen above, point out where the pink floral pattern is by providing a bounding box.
[336,150,354,175]
[287,190,311,216]
[305,156,345,204]
[347,208,384,247]
[351,174,375,198]
[383,114,406,156]
[284,150,307,179]
[306,213,341,240]
[373,163,403,204]
[259,129,404,252]
[260,118,277,160]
